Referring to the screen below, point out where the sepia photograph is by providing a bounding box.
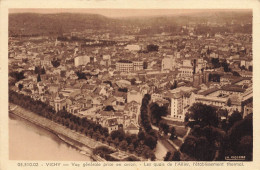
[1,0,260,169]
[7,8,254,163]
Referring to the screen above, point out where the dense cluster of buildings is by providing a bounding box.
[9,21,253,134]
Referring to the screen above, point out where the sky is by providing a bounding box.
[8,9,251,18]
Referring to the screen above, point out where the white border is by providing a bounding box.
[1,0,260,170]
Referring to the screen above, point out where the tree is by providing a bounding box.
[140,94,153,135]
[107,136,112,146]
[41,67,46,74]
[110,129,125,141]
[150,103,168,125]
[147,44,159,52]
[219,114,253,161]
[97,133,103,141]
[104,105,115,111]
[150,153,156,161]
[37,74,41,82]
[22,58,28,63]
[169,127,176,140]
[76,71,87,80]
[221,60,230,72]
[144,135,157,150]
[227,98,232,107]
[194,136,211,160]
[142,146,154,159]
[249,66,253,72]
[18,84,23,91]
[240,65,246,70]
[238,136,252,161]
[34,66,40,74]
[232,71,241,77]
[187,103,219,127]
[113,138,120,147]
[138,131,146,141]
[217,108,228,118]
[89,129,94,138]
[128,143,135,153]
[228,111,242,128]
[180,135,197,156]
[130,78,136,85]
[211,58,220,68]
[51,58,60,68]
[10,71,25,82]
[159,122,169,135]
[171,151,181,161]
[103,128,109,137]
[170,81,177,90]
[209,73,221,82]
[119,140,128,151]
[118,88,128,93]
[103,81,112,87]
[126,134,138,145]
[143,61,148,69]
[164,152,171,161]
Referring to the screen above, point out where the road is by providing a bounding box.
[159,137,177,153]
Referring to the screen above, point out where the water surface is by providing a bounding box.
[9,113,91,161]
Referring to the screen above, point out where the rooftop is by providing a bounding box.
[117,60,132,63]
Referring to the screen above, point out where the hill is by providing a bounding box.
[9,13,115,36]
[9,11,252,37]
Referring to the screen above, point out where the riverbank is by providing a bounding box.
[9,103,147,161]
[9,113,93,161]
[9,103,108,161]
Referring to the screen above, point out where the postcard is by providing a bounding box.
[1,0,260,170]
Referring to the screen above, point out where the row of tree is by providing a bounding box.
[149,103,168,126]
[51,58,61,68]
[34,66,46,75]
[182,102,252,161]
[9,71,25,83]
[139,94,158,158]
[211,58,231,72]
[93,146,140,161]
[164,151,181,161]
[9,90,156,160]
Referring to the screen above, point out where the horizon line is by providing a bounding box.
[9,9,252,18]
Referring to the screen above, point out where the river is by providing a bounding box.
[9,113,92,161]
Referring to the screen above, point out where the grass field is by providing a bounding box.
[174,126,188,138]
[171,138,183,147]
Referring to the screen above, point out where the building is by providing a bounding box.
[220,85,245,96]
[183,59,192,67]
[124,123,139,135]
[194,95,227,107]
[170,93,184,121]
[116,60,143,72]
[243,103,253,118]
[161,55,175,71]
[178,66,194,77]
[193,73,203,87]
[116,60,133,72]
[220,75,234,86]
[124,100,141,123]
[127,90,142,104]
[196,58,207,73]
[59,88,81,98]
[125,44,141,51]
[54,95,67,112]
[151,93,163,102]
[103,54,111,60]
[102,117,119,134]
[133,61,143,71]
[74,55,90,67]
